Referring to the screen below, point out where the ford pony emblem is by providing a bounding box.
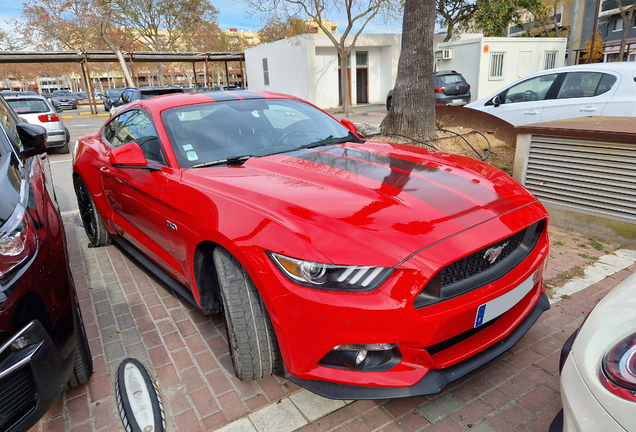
[484,243,508,264]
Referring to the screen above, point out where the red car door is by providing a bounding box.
[100,109,182,276]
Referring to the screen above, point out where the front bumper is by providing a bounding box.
[286,293,550,399]
[559,355,626,432]
[0,320,75,432]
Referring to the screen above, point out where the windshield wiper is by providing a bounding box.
[191,155,253,168]
[299,133,364,149]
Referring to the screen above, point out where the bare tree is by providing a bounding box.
[246,0,397,113]
[616,0,636,61]
[111,0,218,85]
[98,1,136,87]
[0,27,28,51]
[381,0,436,139]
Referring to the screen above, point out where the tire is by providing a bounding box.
[213,247,282,381]
[58,128,71,154]
[386,96,392,111]
[67,311,93,388]
[74,176,110,246]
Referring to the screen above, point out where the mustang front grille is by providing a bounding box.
[414,219,545,309]
[0,365,37,431]
[442,229,526,288]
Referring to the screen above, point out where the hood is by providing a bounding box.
[183,142,538,267]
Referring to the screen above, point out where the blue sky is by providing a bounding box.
[0,0,400,34]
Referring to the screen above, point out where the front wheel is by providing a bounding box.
[68,305,93,388]
[213,247,282,381]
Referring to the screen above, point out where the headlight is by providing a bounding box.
[268,252,393,291]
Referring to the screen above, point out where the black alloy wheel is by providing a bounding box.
[74,177,109,246]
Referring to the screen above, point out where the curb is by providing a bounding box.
[61,115,73,119]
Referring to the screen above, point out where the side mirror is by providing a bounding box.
[17,123,47,159]
[341,118,358,135]
[109,142,160,171]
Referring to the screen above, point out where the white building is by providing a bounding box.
[436,34,567,100]
[245,33,401,109]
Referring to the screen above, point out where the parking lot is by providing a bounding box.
[31,109,636,432]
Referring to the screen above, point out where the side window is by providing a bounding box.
[595,74,617,96]
[0,97,21,147]
[103,115,120,144]
[110,109,166,164]
[502,74,558,104]
[556,72,604,99]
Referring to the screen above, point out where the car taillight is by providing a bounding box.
[434,86,444,93]
[38,114,59,122]
[0,213,37,280]
[468,84,471,91]
[601,332,636,402]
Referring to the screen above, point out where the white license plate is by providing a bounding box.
[452,99,464,103]
[474,271,537,328]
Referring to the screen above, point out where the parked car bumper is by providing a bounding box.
[45,130,66,147]
[436,94,471,106]
[0,319,76,432]
[559,355,625,432]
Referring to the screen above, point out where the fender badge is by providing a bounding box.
[484,242,508,264]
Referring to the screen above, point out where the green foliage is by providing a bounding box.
[590,240,604,251]
[555,238,566,246]
[473,0,542,36]
[579,253,599,260]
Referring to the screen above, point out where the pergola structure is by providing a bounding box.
[0,51,246,113]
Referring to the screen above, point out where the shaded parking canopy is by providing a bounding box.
[0,51,246,112]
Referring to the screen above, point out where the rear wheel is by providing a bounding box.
[58,128,70,154]
[74,177,110,246]
[213,247,282,381]
[386,96,392,111]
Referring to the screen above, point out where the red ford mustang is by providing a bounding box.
[72,90,550,399]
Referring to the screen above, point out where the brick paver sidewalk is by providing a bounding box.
[30,222,634,432]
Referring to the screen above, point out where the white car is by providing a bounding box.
[553,270,636,431]
[466,63,636,126]
[4,95,70,153]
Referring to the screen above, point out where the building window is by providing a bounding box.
[489,52,505,80]
[355,51,368,67]
[262,58,269,86]
[614,18,623,31]
[544,51,558,69]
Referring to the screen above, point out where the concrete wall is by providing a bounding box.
[438,35,567,100]
[244,37,310,100]
[246,33,400,109]
[436,36,482,99]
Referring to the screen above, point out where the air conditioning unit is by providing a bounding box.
[442,49,453,60]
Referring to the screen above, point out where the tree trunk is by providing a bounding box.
[100,8,135,87]
[444,23,453,42]
[619,10,633,60]
[380,0,436,140]
[338,46,351,113]
[158,62,165,85]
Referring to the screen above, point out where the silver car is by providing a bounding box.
[4,95,70,153]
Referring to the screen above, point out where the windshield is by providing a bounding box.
[52,90,73,97]
[162,98,362,169]
[109,89,124,98]
[7,98,51,114]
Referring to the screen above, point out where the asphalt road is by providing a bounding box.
[47,108,108,214]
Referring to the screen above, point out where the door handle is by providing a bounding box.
[580,106,597,112]
[524,110,539,115]
[100,166,110,173]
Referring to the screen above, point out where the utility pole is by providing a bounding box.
[567,0,580,65]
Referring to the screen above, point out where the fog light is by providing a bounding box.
[11,336,30,350]
[319,343,401,372]
[355,350,368,366]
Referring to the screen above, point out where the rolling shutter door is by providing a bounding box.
[525,136,636,224]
